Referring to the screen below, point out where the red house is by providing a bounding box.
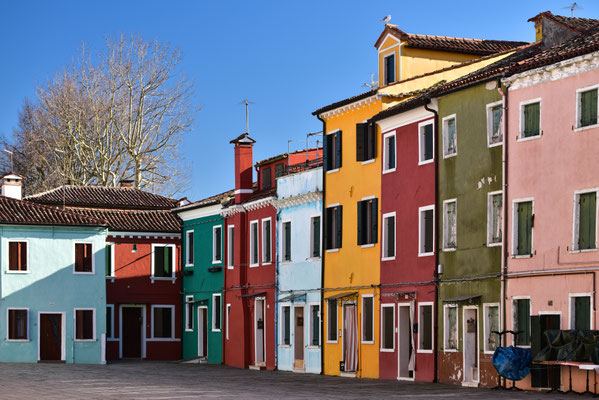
[26,182,183,360]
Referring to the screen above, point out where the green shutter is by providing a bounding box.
[424,124,433,160]
[284,307,290,345]
[356,123,366,162]
[575,297,591,330]
[336,131,342,169]
[386,216,395,257]
[389,136,396,169]
[579,192,596,250]
[312,306,319,346]
[164,246,171,276]
[517,299,531,345]
[524,103,540,137]
[313,217,321,257]
[424,209,434,253]
[517,201,532,255]
[371,198,378,244]
[284,222,291,261]
[105,244,112,277]
[581,89,598,127]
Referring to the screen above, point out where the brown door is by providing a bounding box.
[294,307,304,369]
[122,307,143,358]
[40,314,62,361]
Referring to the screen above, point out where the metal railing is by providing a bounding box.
[285,157,324,175]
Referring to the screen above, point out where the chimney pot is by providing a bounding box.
[120,180,134,188]
[231,133,256,203]
[1,173,23,200]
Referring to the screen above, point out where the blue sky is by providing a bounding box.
[1,1,597,200]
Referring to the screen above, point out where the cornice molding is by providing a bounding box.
[272,192,322,210]
[321,96,378,120]
[221,197,275,216]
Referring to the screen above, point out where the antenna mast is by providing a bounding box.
[240,99,254,134]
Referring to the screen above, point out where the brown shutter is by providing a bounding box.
[9,242,17,271]
[20,242,27,271]
[75,244,84,272]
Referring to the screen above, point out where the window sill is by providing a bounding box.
[326,249,339,253]
[151,276,176,280]
[418,159,434,166]
[487,242,502,247]
[279,344,291,348]
[227,266,234,270]
[306,345,321,350]
[517,134,541,143]
[574,123,599,132]
[6,339,30,343]
[262,262,272,266]
[361,244,375,249]
[443,152,457,159]
[417,349,433,354]
[211,329,221,333]
[326,169,339,175]
[443,247,456,252]
[418,252,434,257]
[306,257,321,262]
[361,340,374,345]
[185,329,194,332]
[249,264,260,268]
[6,270,29,274]
[483,350,496,355]
[381,256,396,262]
[488,140,503,148]
[569,248,597,254]
[74,339,97,342]
[380,348,395,353]
[361,159,375,165]
[444,349,458,353]
[382,168,396,175]
[280,261,292,265]
[73,272,95,275]
[106,276,115,283]
[212,260,222,265]
[326,340,339,344]
[146,338,181,342]
[511,254,532,259]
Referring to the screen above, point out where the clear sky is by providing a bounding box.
[1,1,597,200]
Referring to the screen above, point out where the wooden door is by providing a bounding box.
[122,307,142,358]
[462,308,479,384]
[39,314,62,361]
[294,306,304,369]
[255,299,265,364]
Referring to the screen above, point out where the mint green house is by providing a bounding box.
[175,190,232,363]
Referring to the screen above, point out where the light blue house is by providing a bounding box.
[274,166,322,374]
[0,175,108,364]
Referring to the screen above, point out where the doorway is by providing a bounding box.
[122,306,144,358]
[462,307,479,385]
[39,313,63,362]
[254,298,265,365]
[531,313,561,389]
[294,306,304,369]
[198,307,207,358]
[398,304,414,380]
[343,303,358,372]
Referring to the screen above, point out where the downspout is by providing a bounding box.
[274,206,281,370]
[222,214,227,365]
[317,114,326,375]
[498,78,509,357]
[424,99,439,383]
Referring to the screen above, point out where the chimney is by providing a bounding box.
[230,133,256,203]
[528,11,579,48]
[120,179,134,188]
[1,174,23,200]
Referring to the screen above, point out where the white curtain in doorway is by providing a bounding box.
[409,302,415,371]
[345,305,358,372]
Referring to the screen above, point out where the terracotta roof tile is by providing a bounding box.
[242,187,277,204]
[69,208,180,233]
[530,11,599,34]
[175,189,235,212]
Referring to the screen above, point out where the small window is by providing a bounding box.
[8,241,27,272]
[325,206,342,250]
[578,87,598,128]
[361,296,374,343]
[310,216,321,258]
[383,132,396,173]
[213,226,222,263]
[153,306,173,339]
[488,192,503,246]
[514,298,530,345]
[418,304,433,351]
[7,309,28,340]
[442,115,457,157]
[106,305,113,339]
[419,121,434,164]
[262,166,272,190]
[274,163,285,178]
[571,295,591,330]
[381,304,394,350]
[575,191,597,251]
[514,201,533,256]
[487,101,503,146]
[384,53,395,85]
[250,221,259,266]
[382,212,395,259]
[520,101,541,138]
[444,305,458,351]
[443,200,457,251]
[185,231,194,266]
[282,305,291,345]
[226,304,231,340]
[419,206,434,256]
[105,243,114,277]
[484,304,500,353]
[227,225,234,268]
[212,294,221,331]
[74,243,93,273]
[153,245,174,278]
[356,122,375,162]
[282,221,291,262]
[357,198,378,246]
[185,296,194,331]
[75,309,95,341]
[262,219,272,264]
[327,300,338,342]
[310,304,320,346]
[325,130,342,171]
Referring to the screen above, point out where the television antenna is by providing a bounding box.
[562,2,583,17]
[239,99,255,134]
[363,73,379,89]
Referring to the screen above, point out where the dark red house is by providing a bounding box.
[26,182,183,361]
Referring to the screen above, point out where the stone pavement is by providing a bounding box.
[0,361,586,399]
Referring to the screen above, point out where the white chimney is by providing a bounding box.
[1,174,23,200]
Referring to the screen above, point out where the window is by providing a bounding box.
[384,53,395,85]
[577,86,598,128]
[152,245,174,278]
[185,296,194,331]
[310,304,320,346]
[418,303,433,352]
[282,221,291,262]
[262,219,272,264]
[8,241,27,272]
[418,120,434,164]
[442,115,457,157]
[383,132,396,173]
[381,304,394,351]
[7,309,28,340]
[310,216,321,258]
[74,243,93,273]
[520,100,541,139]
[281,305,291,346]
[514,298,530,345]
[488,192,503,246]
[356,122,375,162]
[227,225,234,269]
[570,295,591,330]
[574,191,597,251]
[324,130,342,172]
[327,300,338,342]
[361,296,374,343]
[487,101,503,146]
[262,166,271,190]
[212,294,221,332]
[106,305,114,339]
[325,205,342,250]
[152,306,174,339]
[382,212,396,260]
[443,200,457,251]
[444,305,458,351]
[419,205,434,256]
[484,304,500,353]
[513,200,533,256]
[75,309,95,341]
[357,198,378,246]
[249,221,259,266]
[226,304,231,340]
[213,226,222,263]
[105,243,114,277]
[185,231,194,266]
[274,163,285,178]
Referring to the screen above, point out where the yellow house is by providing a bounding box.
[312,24,526,379]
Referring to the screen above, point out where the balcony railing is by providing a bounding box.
[285,157,324,175]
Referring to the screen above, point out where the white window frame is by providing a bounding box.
[73,307,96,342]
[308,302,321,348]
[281,220,292,263]
[417,302,434,353]
[569,293,593,329]
[418,119,435,166]
[443,304,458,352]
[6,307,29,342]
[383,52,396,85]
[185,230,194,267]
[518,98,542,141]
[418,205,435,257]
[382,131,396,174]
[361,294,375,344]
[226,303,231,340]
[442,199,457,251]
[309,214,322,260]
[227,225,234,269]
[261,218,272,265]
[151,243,176,281]
[380,303,395,352]
[487,191,503,247]
[6,239,29,274]
[511,198,534,258]
[212,225,223,264]
[486,100,504,147]
[150,304,175,340]
[511,296,532,348]
[212,293,222,332]
[185,295,194,332]
[249,220,259,267]
[572,188,599,252]
[73,241,95,275]
[326,299,338,343]
[442,114,457,158]
[483,303,500,354]
[575,84,599,131]
[279,303,292,347]
[381,211,396,261]
[106,304,115,340]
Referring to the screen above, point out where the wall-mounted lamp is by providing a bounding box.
[131,244,138,254]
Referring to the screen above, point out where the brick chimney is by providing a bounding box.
[230,133,256,203]
[1,174,23,200]
[528,11,579,48]
[119,179,134,188]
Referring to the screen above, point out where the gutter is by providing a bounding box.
[498,77,508,359]
[317,113,326,376]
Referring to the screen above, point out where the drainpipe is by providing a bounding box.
[275,207,281,370]
[424,99,439,383]
[498,78,509,357]
[317,114,326,375]
[222,215,227,366]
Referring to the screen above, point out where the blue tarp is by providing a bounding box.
[492,346,532,381]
